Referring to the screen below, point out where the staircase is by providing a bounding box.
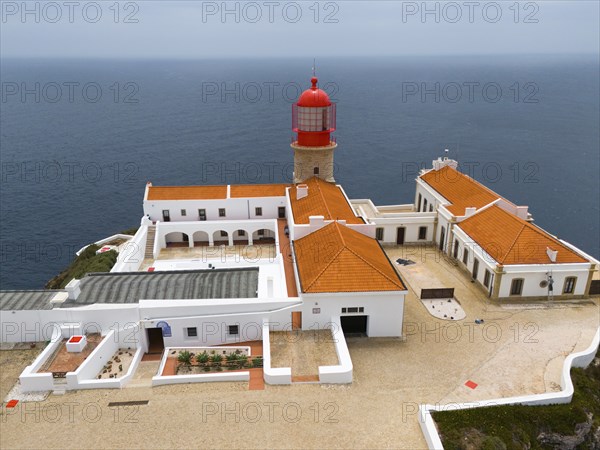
[145,226,156,259]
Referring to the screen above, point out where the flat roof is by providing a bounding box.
[147,183,289,201]
[0,290,62,311]
[62,268,260,307]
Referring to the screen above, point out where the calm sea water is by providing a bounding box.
[1,55,598,289]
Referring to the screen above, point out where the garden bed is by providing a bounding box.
[97,348,135,379]
[161,347,262,376]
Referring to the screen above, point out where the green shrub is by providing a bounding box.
[196,351,209,365]
[177,350,192,366]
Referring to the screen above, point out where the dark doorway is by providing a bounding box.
[278,207,286,218]
[147,328,165,354]
[182,233,189,243]
[439,226,446,251]
[341,315,368,335]
[162,210,170,222]
[396,227,405,245]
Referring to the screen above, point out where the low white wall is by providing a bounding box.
[262,321,291,385]
[419,326,600,449]
[19,328,62,392]
[111,226,147,273]
[67,331,118,390]
[318,317,353,384]
[153,372,250,386]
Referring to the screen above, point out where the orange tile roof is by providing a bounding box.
[420,166,512,216]
[294,222,406,293]
[147,185,227,201]
[289,177,364,224]
[230,183,289,198]
[458,205,587,265]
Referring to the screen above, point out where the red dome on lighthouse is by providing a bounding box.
[292,75,337,148]
[297,77,331,107]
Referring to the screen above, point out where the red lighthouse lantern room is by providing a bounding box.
[292,77,336,148]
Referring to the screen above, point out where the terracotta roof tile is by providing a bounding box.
[147,185,227,201]
[420,166,513,216]
[230,184,289,198]
[289,177,364,224]
[458,205,587,265]
[294,222,406,293]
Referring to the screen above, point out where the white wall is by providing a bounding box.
[420,326,600,449]
[67,331,118,389]
[500,264,591,299]
[144,197,286,223]
[19,327,62,392]
[262,320,292,384]
[318,317,352,383]
[111,225,147,273]
[139,298,301,347]
[300,291,405,337]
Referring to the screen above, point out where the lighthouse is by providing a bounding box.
[291,76,337,183]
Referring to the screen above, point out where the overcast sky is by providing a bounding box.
[1,1,598,58]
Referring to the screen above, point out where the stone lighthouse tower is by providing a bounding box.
[291,76,337,183]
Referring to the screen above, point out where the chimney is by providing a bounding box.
[297,184,309,200]
[65,278,81,300]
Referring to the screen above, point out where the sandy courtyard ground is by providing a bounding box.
[1,246,599,449]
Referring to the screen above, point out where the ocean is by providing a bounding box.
[1,55,598,289]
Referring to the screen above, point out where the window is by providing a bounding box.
[563,277,577,294]
[181,209,187,216]
[359,307,364,313]
[429,204,433,212]
[375,227,384,241]
[418,226,427,240]
[510,278,524,296]
[313,167,319,175]
[462,249,469,265]
[219,208,226,217]
[472,258,479,280]
[185,327,197,338]
[347,307,359,313]
[255,207,262,216]
[483,270,491,288]
[417,194,422,212]
[341,307,347,313]
[238,230,246,236]
[258,229,265,236]
[199,209,206,221]
[220,230,227,237]
[228,325,239,336]
[423,198,428,211]
[453,241,459,259]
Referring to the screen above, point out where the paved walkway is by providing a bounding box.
[277,218,298,297]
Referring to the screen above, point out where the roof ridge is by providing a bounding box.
[345,245,404,289]
[337,226,404,289]
[314,177,334,220]
[304,246,345,291]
